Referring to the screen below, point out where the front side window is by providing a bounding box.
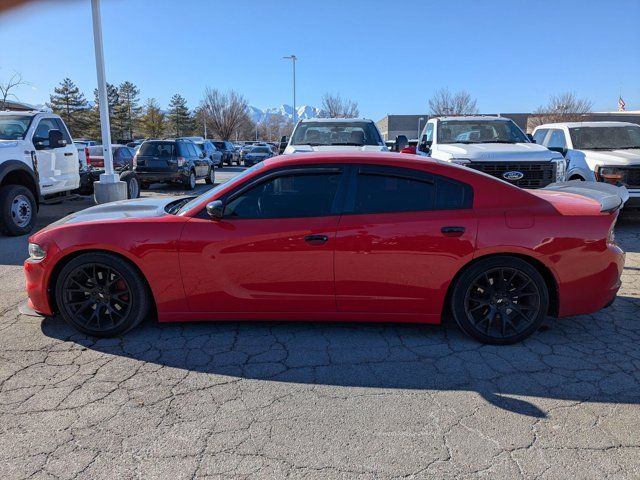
[532,129,548,145]
[437,120,528,144]
[569,126,640,150]
[424,123,434,142]
[291,121,383,146]
[224,171,343,219]
[350,166,473,214]
[546,130,567,149]
[32,118,60,148]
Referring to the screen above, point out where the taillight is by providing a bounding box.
[177,156,186,166]
[85,147,91,166]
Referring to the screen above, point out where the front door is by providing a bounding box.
[32,117,79,195]
[334,164,477,315]
[179,166,347,313]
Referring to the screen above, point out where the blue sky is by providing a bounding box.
[1,0,639,119]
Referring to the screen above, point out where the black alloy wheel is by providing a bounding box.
[451,256,549,344]
[55,253,149,337]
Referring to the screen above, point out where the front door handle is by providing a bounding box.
[441,226,465,237]
[64,152,73,156]
[304,234,329,245]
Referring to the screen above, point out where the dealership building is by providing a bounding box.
[376,111,640,141]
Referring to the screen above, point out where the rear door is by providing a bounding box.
[136,142,177,172]
[334,165,477,316]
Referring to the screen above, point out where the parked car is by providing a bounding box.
[25,152,626,344]
[243,145,273,166]
[213,141,239,166]
[133,139,214,189]
[78,145,140,199]
[410,116,566,188]
[280,118,388,154]
[0,111,80,235]
[178,138,222,168]
[532,121,640,208]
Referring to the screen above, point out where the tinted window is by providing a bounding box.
[213,141,225,149]
[351,166,472,214]
[547,129,567,149]
[225,171,342,219]
[532,129,548,145]
[119,147,132,160]
[139,142,176,157]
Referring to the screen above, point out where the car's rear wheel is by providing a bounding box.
[184,171,196,190]
[451,256,549,345]
[205,167,215,185]
[55,253,149,337]
[0,184,37,236]
[120,171,140,199]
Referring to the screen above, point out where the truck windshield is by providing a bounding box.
[569,125,640,150]
[437,120,528,144]
[291,121,382,146]
[0,115,33,140]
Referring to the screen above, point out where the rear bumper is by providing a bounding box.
[134,170,187,183]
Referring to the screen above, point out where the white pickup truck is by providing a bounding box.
[0,111,80,235]
[414,116,566,188]
[280,118,388,154]
[532,121,640,208]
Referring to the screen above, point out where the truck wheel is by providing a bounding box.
[120,171,140,199]
[205,167,215,185]
[0,185,37,236]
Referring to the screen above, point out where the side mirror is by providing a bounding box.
[418,134,432,153]
[278,135,288,154]
[395,135,408,152]
[48,129,65,148]
[206,200,224,219]
[547,146,568,156]
[526,133,535,143]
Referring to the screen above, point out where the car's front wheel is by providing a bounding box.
[55,252,150,337]
[451,256,549,345]
[0,184,37,236]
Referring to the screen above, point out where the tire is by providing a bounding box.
[450,256,549,345]
[184,171,196,190]
[205,167,215,185]
[120,171,140,199]
[0,184,37,236]
[55,252,150,337]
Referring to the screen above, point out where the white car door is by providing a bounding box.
[32,117,79,195]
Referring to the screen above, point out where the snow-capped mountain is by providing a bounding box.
[248,104,324,124]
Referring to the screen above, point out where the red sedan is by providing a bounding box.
[24,152,626,344]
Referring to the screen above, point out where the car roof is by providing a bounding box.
[436,116,510,122]
[0,110,55,118]
[263,151,446,168]
[535,121,639,128]
[299,118,375,123]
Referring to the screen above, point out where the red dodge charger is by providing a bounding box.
[24,152,626,344]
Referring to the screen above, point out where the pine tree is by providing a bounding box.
[91,83,121,141]
[167,94,193,137]
[47,78,90,137]
[115,81,142,141]
[140,98,165,138]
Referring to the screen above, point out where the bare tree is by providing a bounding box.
[528,92,592,129]
[0,72,29,110]
[428,88,478,116]
[202,88,251,140]
[321,93,359,118]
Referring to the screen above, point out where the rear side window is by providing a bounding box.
[139,142,176,157]
[350,165,472,214]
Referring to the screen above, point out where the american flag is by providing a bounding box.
[618,96,626,111]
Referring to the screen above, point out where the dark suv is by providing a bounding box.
[134,139,215,190]
[212,140,239,166]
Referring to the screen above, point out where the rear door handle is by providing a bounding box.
[441,226,465,237]
[304,234,329,245]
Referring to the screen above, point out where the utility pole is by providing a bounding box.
[91,0,126,204]
[283,55,297,125]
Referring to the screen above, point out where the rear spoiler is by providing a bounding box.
[543,181,629,213]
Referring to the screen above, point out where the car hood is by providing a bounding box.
[582,149,640,166]
[434,143,561,162]
[285,145,388,154]
[43,196,182,229]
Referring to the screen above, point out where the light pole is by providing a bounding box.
[91,0,126,204]
[283,55,297,125]
[417,117,424,138]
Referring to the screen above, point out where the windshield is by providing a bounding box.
[437,120,528,144]
[251,147,270,153]
[291,121,382,146]
[569,126,640,150]
[0,115,32,140]
[177,161,265,215]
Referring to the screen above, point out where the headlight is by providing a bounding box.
[595,166,624,185]
[554,158,566,181]
[28,243,46,261]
